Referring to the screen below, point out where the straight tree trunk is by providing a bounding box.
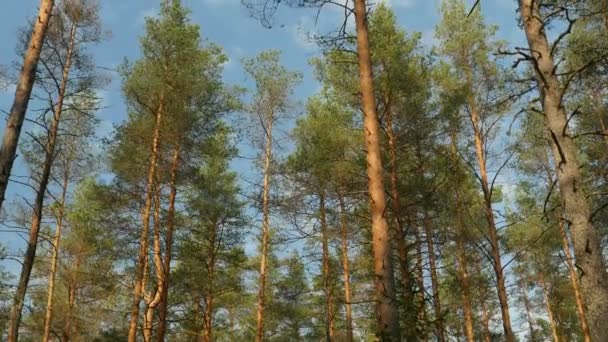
[42,162,71,342]
[519,275,536,341]
[353,1,400,339]
[7,21,76,342]
[519,2,608,340]
[128,95,165,342]
[384,103,415,339]
[449,125,475,342]
[201,222,217,342]
[477,262,491,342]
[0,0,54,212]
[156,145,180,342]
[338,193,354,342]
[539,270,560,342]
[319,192,335,341]
[422,211,444,342]
[466,96,514,342]
[63,256,80,342]
[255,118,274,342]
[412,216,427,335]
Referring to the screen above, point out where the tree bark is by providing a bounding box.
[201,220,217,342]
[255,117,274,342]
[0,0,54,213]
[128,95,165,342]
[353,1,400,339]
[338,193,354,342]
[7,20,75,342]
[519,2,608,340]
[156,145,180,342]
[42,161,71,342]
[319,192,335,341]
[63,256,80,342]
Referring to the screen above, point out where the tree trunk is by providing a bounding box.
[519,2,608,340]
[384,102,415,339]
[128,95,165,342]
[542,158,591,342]
[255,118,274,342]
[42,162,71,342]
[466,96,514,342]
[422,211,444,342]
[0,0,54,213]
[63,256,80,342]
[319,192,335,341]
[449,124,475,342]
[156,145,180,342]
[353,1,400,339]
[201,221,217,342]
[7,21,76,342]
[519,275,536,341]
[338,193,354,342]
[539,270,560,342]
[412,216,427,335]
[143,184,165,342]
[477,262,491,342]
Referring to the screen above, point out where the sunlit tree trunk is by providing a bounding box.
[128,95,165,342]
[143,185,165,341]
[156,145,180,342]
[319,192,335,341]
[63,256,80,342]
[338,193,354,342]
[42,162,71,342]
[353,1,400,339]
[0,0,54,214]
[255,117,274,342]
[519,275,536,340]
[519,1,608,340]
[8,21,76,342]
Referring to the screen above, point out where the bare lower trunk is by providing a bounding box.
[156,146,180,342]
[539,270,560,342]
[0,0,54,214]
[319,192,335,341]
[255,118,274,342]
[42,164,71,342]
[8,21,75,342]
[201,215,218,342]
[128,96,165,342]
[201,295,214,342]
[353,1,399,339]
[519,2,608,340]
[338,193,354,342]
[477,262,491,342]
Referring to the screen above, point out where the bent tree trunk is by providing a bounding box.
[128,95,165,342]
[0,0,54,213]
[519,1,608,340]
[8,21,76,342]
[353,0,400,339]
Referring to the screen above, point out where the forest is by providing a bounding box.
[0,0,607,341]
